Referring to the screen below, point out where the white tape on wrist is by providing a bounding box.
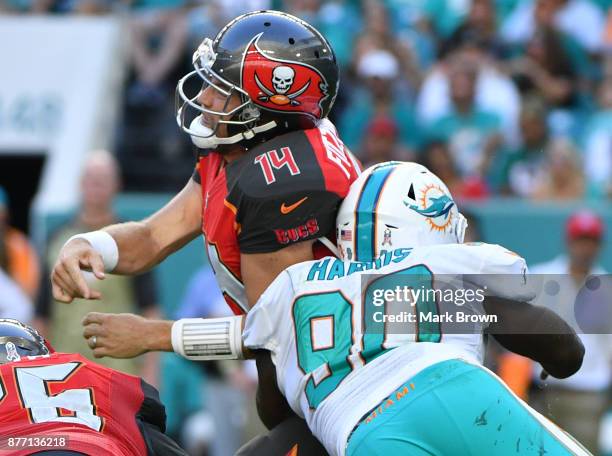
[65,231,119,272]
[171,316,245,361]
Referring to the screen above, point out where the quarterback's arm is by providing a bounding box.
[107,179,203,273]
[52,179,202,302]
[82,311,255,360]
[483,297,585,379]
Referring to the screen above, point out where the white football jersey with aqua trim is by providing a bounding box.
[243,242,533,456]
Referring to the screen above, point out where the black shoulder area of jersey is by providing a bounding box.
[225,128,326,200]
[137,379,167,433]
[223,128,343,253]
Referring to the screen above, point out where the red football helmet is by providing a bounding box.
[175,10,339,149]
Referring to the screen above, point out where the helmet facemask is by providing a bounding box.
[175,38,277,149]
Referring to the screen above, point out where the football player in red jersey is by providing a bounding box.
[51,10,359,456]
[0,319,186,456]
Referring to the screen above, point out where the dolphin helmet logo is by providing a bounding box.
[241,33,328,118]
[404,184,455,232]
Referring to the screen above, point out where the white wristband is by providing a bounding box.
[65,231,119,272]
[171,316,245,361]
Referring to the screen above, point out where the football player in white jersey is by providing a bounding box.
[242,161,590,456]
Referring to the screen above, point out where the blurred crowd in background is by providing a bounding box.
[3,0,611,200]
[1,0,612,455]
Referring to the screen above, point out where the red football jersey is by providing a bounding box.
[0,353,155,456]
[193,119,361,315]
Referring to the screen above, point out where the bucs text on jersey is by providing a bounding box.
[192,119,360,315]
[243,243,535,456]
[0,352,185,456]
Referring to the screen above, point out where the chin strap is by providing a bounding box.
[318,236,340,258]
[186,115,277,149]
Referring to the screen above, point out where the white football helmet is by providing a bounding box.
[336,161,467,262]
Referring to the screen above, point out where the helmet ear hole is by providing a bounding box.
[240,105,260,121]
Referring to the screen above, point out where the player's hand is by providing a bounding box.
[51,238,106,302]
[82,312,150,359]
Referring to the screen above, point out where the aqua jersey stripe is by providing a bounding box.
[354,163,397,262]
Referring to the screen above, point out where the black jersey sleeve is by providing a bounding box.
[137,379,167,433]
[138,420,189,456]
[227,129,353,254]
[136,380,190,455]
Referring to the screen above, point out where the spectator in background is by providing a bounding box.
[495,97,550,196]
[530,138,596,200]
[501,0,606,55]
[425,61,503,179]
[416,47,521,146]
[419,141,489,200]
[584,77,612,198]
[352,0,422,91]
[0,268,32,322]
[441,0,507,60]
[605,9,612,51]
[505,25,578,109]
[339,49,420,152]
[127,0,187,108]
[35,151,160,382]
[386,0,470,40]
[529,211,611,454]
[1,0,110,13]
[358,116,412,168]
[119,0,196,192]
[0,187,40,300]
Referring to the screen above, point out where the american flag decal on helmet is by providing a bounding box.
[340,229,352,241]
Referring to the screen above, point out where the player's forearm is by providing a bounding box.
[102,221,162,274]
[143,319,174,352]
[104,218,198,274]
[101,179,202,274]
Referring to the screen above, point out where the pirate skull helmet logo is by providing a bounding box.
[243,33,328,116]
[272,66,295,94]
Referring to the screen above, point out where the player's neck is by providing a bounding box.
[221,145,248,163]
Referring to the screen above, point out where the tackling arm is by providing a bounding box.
[483,296,585,379]
[254,349,296,430]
